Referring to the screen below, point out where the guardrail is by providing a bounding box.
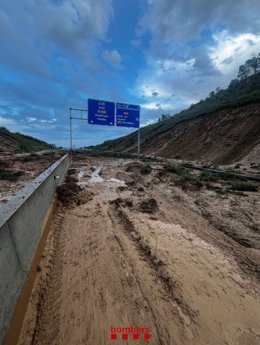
[141,155,260,183]
[0,154,69,345]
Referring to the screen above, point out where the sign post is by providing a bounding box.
[69,107,88,152]
[115,103,140,156]
[69,107,72,151]
[69,99,141,155]
[138,126,141,157]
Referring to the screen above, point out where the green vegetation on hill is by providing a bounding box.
[0,127,54,152]
[94,58,260,153]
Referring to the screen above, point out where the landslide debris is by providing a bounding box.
[56,175,93,207]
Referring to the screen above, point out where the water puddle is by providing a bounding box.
[78,168,85,180]
[89,167,104,183]
[108,178,126,186]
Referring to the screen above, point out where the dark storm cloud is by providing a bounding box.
[139,0,260,44]
[191,48,220,77]
[0,0,113,75]
[0,0,117,147]
[134,0,260,116]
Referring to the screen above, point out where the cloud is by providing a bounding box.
[0,116,18,128]
[134,0,260,106]
[102,50,123,69]
[141,102,161,110]
[131,39,142,48]
[0,9,50,77]
[26,117,37,123]
[138,0,260,44]
[134,16,260,113]
[209,32,260,75]
[0,0,114,74]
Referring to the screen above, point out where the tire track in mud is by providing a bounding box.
[109,203,197,320]
[108,202,198,344]
[30,208,66,345]
[108,211,167,345]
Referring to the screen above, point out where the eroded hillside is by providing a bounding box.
[139,103,260,164]
[98,102,260,165]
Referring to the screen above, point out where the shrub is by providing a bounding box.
[139,198,158,213]
[199,170,218,182]
[0,169,22,181]
[0,159,6,166]
[229,182,258,192]
[175,171,195,189]
[164,163,185,175]
[21,153,41,162]
[140,164,152,175]
[218,171,237,181]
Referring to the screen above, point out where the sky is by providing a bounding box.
[0,0,260,148]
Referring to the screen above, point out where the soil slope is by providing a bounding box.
[108,103,260,165]
[0,127,52,153]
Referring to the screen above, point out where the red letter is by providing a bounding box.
[111,326,116,333]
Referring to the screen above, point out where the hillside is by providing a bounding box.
[94,73,260,164]
[0,127,53,152]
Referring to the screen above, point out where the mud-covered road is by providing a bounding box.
[18,156,260,345]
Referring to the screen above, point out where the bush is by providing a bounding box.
[0,169,22,181]
[21,153,41,162]
[229,182,258,192]
[218,171,237,181]
[140,164,152,175]
[175,171,195,189]
[199,170,218,182]
[139,198,158,213]
[164,163,185,175]
[0,159,7,166]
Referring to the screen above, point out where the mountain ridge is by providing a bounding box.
[0,127,53,153]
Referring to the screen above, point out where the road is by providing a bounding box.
[18,157,260,345]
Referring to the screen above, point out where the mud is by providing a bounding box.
[56,181,93,207]
[17,156,260,345]
[0,151,62,203]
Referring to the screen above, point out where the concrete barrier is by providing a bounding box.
[0,154,69,344]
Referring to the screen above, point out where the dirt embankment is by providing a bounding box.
[0,151,62,203]
[115,103,260,165]
[17,157,260,345]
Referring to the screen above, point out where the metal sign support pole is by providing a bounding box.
[69,108,88,152]
[69,107,72,151]
[137,125,141,157]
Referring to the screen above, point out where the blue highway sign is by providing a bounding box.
[116,103,140,128]
[88,99,115,126]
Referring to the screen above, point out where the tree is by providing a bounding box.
[158,114,171,122]
[228,78,240,89]
[238,64,250,80]
[237,53,260,79]
[245,56,260,74]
